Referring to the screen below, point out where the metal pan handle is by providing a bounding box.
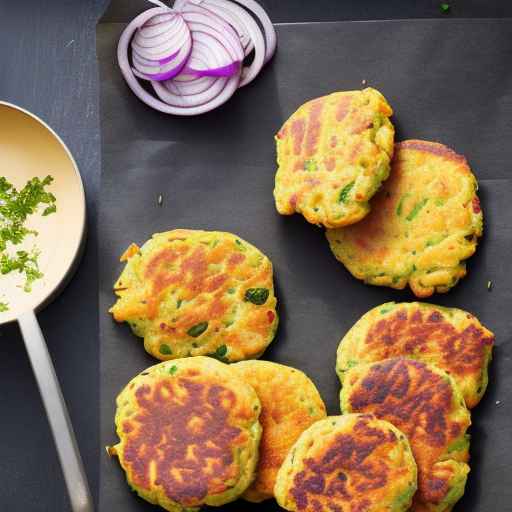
[18,310,94,512]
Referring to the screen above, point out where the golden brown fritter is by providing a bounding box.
[109,357,262,511]
[232,360,326,502]
[110,229,278,362]
[337,302,494,408]
[274,413,417,512]
[327,140,483,297]
[341,358,471,512]
[274,88,395,228]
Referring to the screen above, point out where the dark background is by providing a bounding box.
[1,1,511,511]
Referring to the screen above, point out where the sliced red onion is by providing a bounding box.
[178,27,241,77]
[193,0,264,86]
[131,11,192,81]
[117,0,276,115]
[118,7,239,115]
[175,0,253,55]
[153,28,240,106]
[180,7,244,61]
[170,6,243,79]
[176,0,275,86]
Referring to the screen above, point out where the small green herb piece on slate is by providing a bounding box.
[187,321,208,337]
[440,3,450,13]
[338,181,355,204]
[159,344,172,355]
[244,287,269,305]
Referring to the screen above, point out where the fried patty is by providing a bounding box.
[110,229,278,362]
[337,302,494,408]
[341,358,471,512]
[274,413,417,512]
[232,360,327,502]
[109,356,262,511]
[327,140,483,297]
[274,88,395,228]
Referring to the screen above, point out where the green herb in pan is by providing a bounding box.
[0,175,56,302]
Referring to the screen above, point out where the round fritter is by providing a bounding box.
[110,229,278,362]
[109,356,262,511]
[341,358,471,512]
[326,140,483,297]
[274,88,395,228]
[274,413,417,512]
[337,302,494,408]
[231,361,327,502]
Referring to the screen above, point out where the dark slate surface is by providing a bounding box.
[1,0,512,510]
[98,13,512,512]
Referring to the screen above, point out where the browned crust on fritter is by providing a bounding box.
[120,371,251,506]
[362,307,494,407]
[344,358,470,508]
[395,140,468,165]
[289,414,410,512]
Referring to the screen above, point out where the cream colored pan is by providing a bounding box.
[0,102,93,512]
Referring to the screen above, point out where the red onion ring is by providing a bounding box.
[130,11,192,81]
[176,0,275,86]
[232,0,277,64]
[132,37,192,81]
[174,0,254,56]
[191,0,265,86]
[153,28,240,105]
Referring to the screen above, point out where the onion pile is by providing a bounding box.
[118,0,277,115]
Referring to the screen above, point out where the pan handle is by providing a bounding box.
[18,309,94,512]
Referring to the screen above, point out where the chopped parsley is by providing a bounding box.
[1,250,42,292]
[440,3,450,13]
[0,302,8,312]
[244,287,269,305]
[0,175,56,304]
[207,344,229,363]
[159,343,172,355]
[187,321,209,337]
